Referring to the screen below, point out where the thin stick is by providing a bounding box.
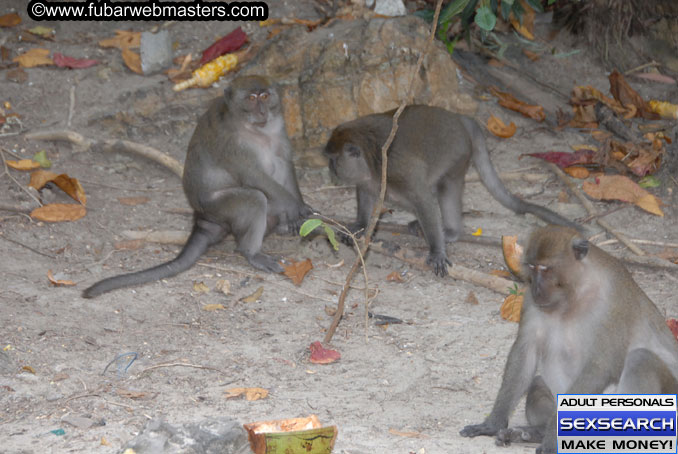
[369,240,513,295]
[0,202,33,214]
[140,362,223,374]
[597,238,678,248]
[323,0,445,344]
[545,162,645,256]
[0,234,57,259]
[67,85,75,128]
[26,130,184,177]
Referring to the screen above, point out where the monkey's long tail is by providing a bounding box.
[465,118,580,230]
[82,222,222,298]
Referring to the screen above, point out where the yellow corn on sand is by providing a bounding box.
[173,53,238,91]
[648,100,678,120]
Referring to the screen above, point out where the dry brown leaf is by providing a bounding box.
[29,169,57,189]
[192,281,210,294]
[202,304,225,311]
[215,279,231,294]
[6,159,40,170]
[500,293,523,323]
[591,130,612,142]
[487,115,517,138]
[22,365,36,374]
[563,166,590,179]
[609,70,657,119]
[667,319,678,341]
[488,58,504,68]
[29,170,87,205]
[386,271,404,282]
[31,204,87,222]
[13,48,53,68]
[490,86,545,122]
[118,196,149,206]
[501,235,523,277]
[47,269,76,286]
[99,30,141,49]
[0,13,21,27]
[225,387,268,401]
[309,341,341,364]
[240,286,264,303]
[283,258,313,285]
[122,47,142,74]
[388,428,427,438]
[490,270,511,278]
[582,175,663,216]
[465,291,479,305]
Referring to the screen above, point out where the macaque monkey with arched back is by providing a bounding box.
[324,106,579,276]
[83,76,312,298]
[460,225,678,454]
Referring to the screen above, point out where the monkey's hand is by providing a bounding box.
[459,421,502,438]
[339,222,367,246]
[426,251,450,277]
[277,203,315,235]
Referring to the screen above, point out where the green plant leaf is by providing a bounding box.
[299,219,323,237]
[501,0,512,20]
[439,0,472,24]
[32,150,52,168]
[639,176,661,189]
[475,6,496,31]
[323,225,339,251]
[524,0,544,13]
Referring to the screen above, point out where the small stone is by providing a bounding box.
[140,30,172,75]
[62,415,95,429]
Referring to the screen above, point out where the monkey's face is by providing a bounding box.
[225,76,281,128]
[325,141,372,185]
[525,262,568,310]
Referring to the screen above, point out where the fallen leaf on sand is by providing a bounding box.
[13,48,53,68]
[582,175,663,217]
[487,115,517,138]
[667,319,678,341]
[283,258,313,285]
[53,52,99,69]
[29,170,87,205]
[386,271,404,282]
[47,269,76,286]
[309,341,340,364]
[225,387,268,401]
[500,292,523,323]
[0,12,21,27]
[31,204,86,222]
[202,304,225,311]
[240,286,264,303]
[99,30,141,49]
[122,47,142,74]
[6,159,40,170]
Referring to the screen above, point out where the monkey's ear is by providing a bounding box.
[571,238,589,260]
[344,143,362,158]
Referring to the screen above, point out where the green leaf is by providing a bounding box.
[639,176,661,189]
[323,225,339,251]
[501,0,512,20]
[32,150,52,168]
[299,219,323,237]
[524,0,544,13]
[439,0,472,24]
[475,6,496,31]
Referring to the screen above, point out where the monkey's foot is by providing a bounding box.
[496,426,542,445]
[459,422,499,438]
[426,251,450,277]
[247,253,284,273]
[339,223,366,246]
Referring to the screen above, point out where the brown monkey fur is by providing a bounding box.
[324,105,579,276]
[83,76,311,298]
[460,225,678,454]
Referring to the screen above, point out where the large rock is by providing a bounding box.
[241,16,477,161]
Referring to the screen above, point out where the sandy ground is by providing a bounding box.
[1,1,677,453]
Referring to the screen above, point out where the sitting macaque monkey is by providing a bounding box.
[83,75,312,298]
[460,225,678,454]
[324,105,578,276]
